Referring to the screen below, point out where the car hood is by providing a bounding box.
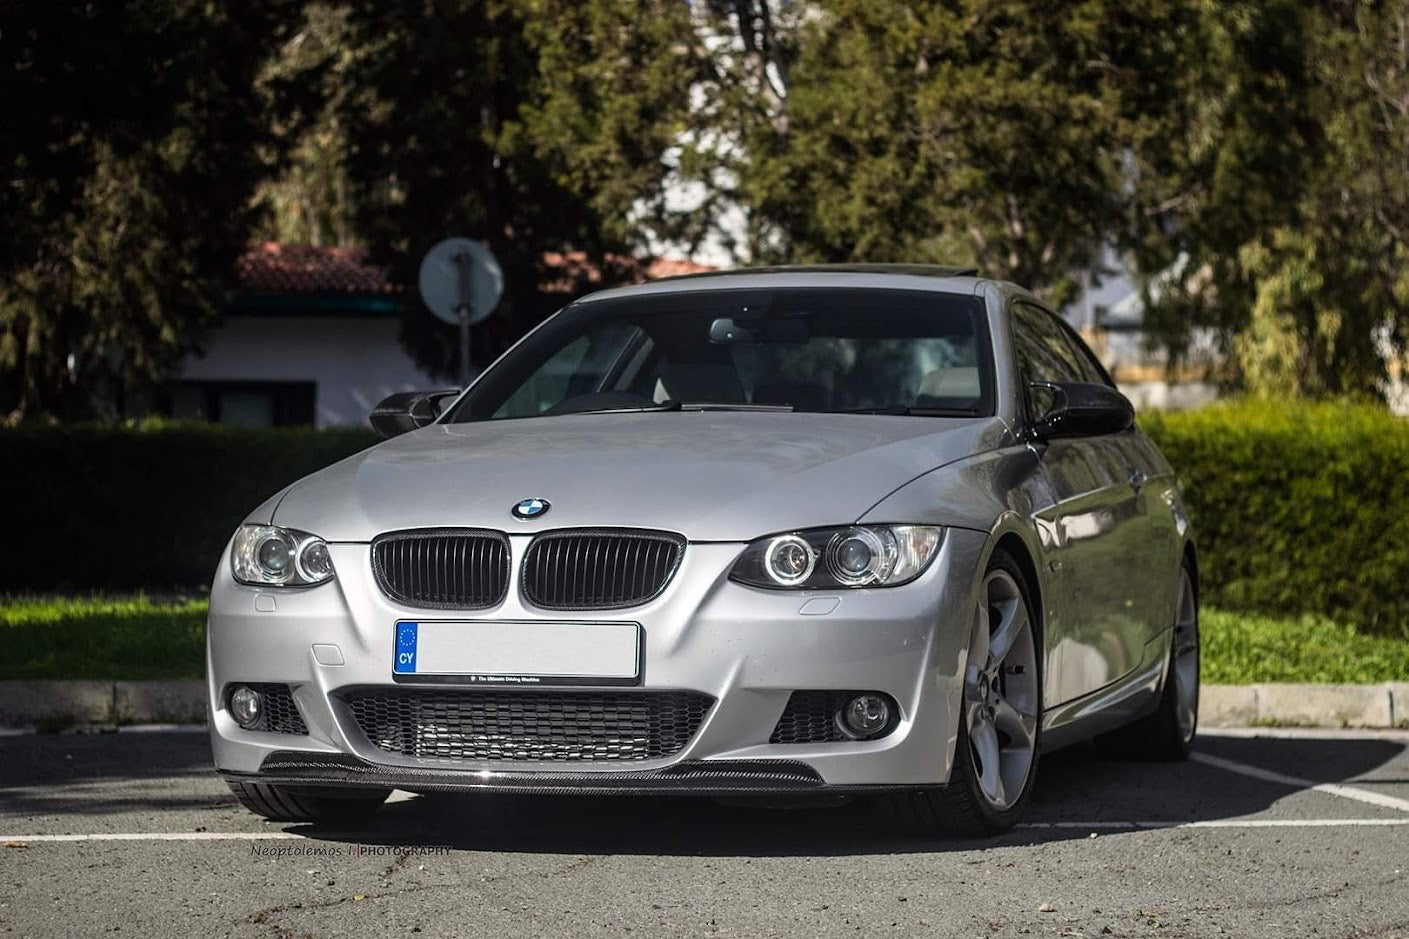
[268,412,1007,542]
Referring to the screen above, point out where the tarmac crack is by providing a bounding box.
[244,853,602,933]
[1184,870,1407,917]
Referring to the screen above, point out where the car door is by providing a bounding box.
[1010,302,1149,706]
[1050,315,1180,655]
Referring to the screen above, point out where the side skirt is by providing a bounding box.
[1038,628,1170,753]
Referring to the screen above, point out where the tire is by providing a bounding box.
[1098,561,1199,761]
[226,781,391,823]
[890,547,1042,836]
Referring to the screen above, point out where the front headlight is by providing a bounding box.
[730,525,944,589]
[231,524,335,587]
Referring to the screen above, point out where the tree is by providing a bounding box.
[519,1,1199,306]
[254,2,361,248]
[325,0,643,378]
[1122,0,1409,399]
[0,1,302,420]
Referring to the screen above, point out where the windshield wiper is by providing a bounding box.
[551,400,795,416]
[829,405,976,417]
[677,402,794,412]
[562,399,685,415]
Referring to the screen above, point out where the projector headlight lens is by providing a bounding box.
[730,525,943,589]
[231,525,335,587]
[764,535,816,586]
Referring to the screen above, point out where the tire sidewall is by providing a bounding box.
[955,547,1042,830]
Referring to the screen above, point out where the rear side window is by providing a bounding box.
[1010,302,1109,386]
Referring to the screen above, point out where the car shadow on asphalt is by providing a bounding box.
[0,731,226,818]
[285,735,1409,857]
[3,731,1404,854]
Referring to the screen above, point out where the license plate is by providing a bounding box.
[393,620,641,685]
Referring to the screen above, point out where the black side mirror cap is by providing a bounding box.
[1028,381,1134,440]
[368,389,460,439]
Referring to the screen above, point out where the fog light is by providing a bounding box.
[229,685,264,729]
[840,693,892,738]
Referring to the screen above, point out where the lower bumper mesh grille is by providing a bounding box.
[770,691,850,744]
[341,689,714,762]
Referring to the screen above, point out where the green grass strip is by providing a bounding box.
[1201,608,1409,684]
[0,595,207,680]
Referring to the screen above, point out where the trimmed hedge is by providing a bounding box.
[1142,401,1409,639]
[1,422,377,591]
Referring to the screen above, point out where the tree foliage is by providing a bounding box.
[742,1,1198,305]
[1122,0,1409,398]
[523,1,1198,305]
[320,0,676,376]
[0,1,302,419]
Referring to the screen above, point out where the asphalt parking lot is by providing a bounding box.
[1,729,1406,939]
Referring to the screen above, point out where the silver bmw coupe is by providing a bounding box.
[210,265,1199,835]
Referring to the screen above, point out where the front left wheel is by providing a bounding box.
[227,781,390,823]
[890,548,1041,836]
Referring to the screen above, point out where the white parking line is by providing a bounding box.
[3,832,303,842]
[1202,727,1409,742]
[3,818,1408,843]
[1018,818,1409,830]
[1191,752,1409,814]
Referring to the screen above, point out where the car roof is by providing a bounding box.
[576,263,989,304]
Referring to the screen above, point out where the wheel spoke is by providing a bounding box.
[988,597,1027,665]
[992,695,1036,753]
[971,716,1004,806]
[968,601,990,672]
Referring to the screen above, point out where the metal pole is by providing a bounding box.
[454,249,474,388]
[458,307,471,389]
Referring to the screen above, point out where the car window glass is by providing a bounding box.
[492,322,646,418]
[730,335,981,410]
[1012,302,1088,386]
[455,289,994,421]
[1054,321,1110,386]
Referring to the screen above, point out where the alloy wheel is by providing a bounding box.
[1172,568,1200,743]
[963,569,1040,811]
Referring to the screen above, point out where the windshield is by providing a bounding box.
[444,287,994,422]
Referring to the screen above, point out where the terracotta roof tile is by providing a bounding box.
[237,242,398,295]
[237,243,717,296]
[538,250,717,294]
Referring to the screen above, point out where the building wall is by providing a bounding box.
[179,315,442,428]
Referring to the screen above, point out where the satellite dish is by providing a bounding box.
[418,238,503,326]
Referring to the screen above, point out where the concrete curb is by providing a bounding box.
[0,680,206,729]
[1202,683,1409,729]
[1,679,1407,731]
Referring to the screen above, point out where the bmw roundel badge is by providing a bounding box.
[512,498,550,520]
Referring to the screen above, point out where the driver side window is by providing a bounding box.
[1011,302,1091,419]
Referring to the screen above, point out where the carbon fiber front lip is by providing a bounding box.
[224,751,926,795]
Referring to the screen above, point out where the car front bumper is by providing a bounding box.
[208,527,988,795]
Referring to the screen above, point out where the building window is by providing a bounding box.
[166,381,316,427]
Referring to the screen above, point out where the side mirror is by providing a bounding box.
[1028,381,1134,440]
[368,389,460,439]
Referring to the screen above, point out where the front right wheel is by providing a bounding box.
[1099,561,1199,760]
[890,548,1041,836]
